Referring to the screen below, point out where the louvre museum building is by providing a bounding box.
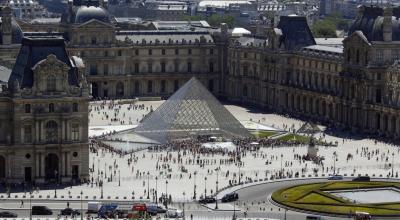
[0,0,399,182]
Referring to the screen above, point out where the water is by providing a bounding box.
[330,188,400,203]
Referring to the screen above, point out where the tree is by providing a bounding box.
[311,13,351,37]
[207,15,235,28]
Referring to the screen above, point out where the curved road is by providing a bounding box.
[232,178,400,220]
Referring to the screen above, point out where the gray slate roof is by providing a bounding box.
[8,37,79,90]
[277,15,316,51]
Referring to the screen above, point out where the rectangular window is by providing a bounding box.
[243,66,248,76]
[162,49,166,55]
[188,49,192,55]
[175,49,179,55]
[148,63,153,73]
[25,104,30,113]
[90,64,97,75]
[174,63,179,72]
[149,49,152,55]
[187,62,192,73]
[72,124,79,141]
[210,49,214,55]
[161,80,166,93]
[376,49,384,63]
[103,64,108,75]
[147,81,153,93]
[209,62,214,72]
[118,50,122,56]
[161,62,166,73]
[91,37,96,45]
[135,49,139,56]
[134,63,139,73]
[174,80,179,91]
[24,125,32,143]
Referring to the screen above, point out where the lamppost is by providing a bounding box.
[29,190,32,220]
[80,191,83,220]
[147,171,150,199]
[280,154,283,177]
[165,180,169,209]
[333,151,337,175]
[101,182,103,199]
[215,169,219,210]
[155,176,158,204]
[193,171,197,200]
[238,162,241,184]
[118,170,121,186]
[104,163,107,179]
[392,152,395,177]
[204,177,207,197]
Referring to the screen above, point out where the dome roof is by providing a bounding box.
[349,6,400,41]
[74,6,111,23]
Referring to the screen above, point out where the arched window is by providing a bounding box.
[49,103,55,113]
[45,120,58,143]
[71,123,79,141]
[47,75,56,92]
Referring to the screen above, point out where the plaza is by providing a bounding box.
[1,98,400,219]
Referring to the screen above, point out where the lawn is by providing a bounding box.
[271,181,400,216]
[251,130,278,138]
[277,133,310,143]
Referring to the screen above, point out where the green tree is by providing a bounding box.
[207,15,235,28]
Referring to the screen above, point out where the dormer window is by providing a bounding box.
[47,75,56,92]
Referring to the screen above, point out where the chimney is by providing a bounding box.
[102,0,108,9]
[383,6,392,42]
[357,5,365,18]
[221,23,228,37]
[1,6,12,45]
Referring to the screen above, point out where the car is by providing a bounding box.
[32,206,53,215]
[221,192,239,203]
[166,209,184,218]
[0,211,17,218]
[328,174,343,180]
[352,176,370,182]
[60,208,80,216]
[198,196,216,204]
[146,204,167,215]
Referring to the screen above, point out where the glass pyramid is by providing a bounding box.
[135,77,251,143]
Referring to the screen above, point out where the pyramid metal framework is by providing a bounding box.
[135,77,251,143]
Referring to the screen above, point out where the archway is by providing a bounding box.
[91,82,99,98]
[45,153,59,181]
[0,155,5,179]
[116,82,124,97]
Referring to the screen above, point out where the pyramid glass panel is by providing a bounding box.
[135,77,251,143]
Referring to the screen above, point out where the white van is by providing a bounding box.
[87,201,101,213]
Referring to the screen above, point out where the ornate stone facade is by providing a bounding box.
[2,3,400,185]
[0,37,89,183]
